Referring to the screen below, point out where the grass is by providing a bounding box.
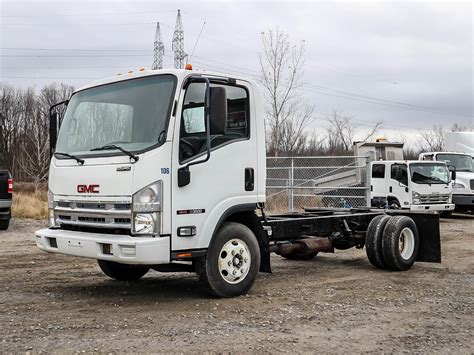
[11,183,48,219]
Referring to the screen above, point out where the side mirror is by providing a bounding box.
[49,111,59,157]
[451,170,456,181]
[209,87,227,135]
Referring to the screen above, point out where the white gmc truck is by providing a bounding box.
[36,68,443,297]
[419,152,473,214]
[369,160,454,214]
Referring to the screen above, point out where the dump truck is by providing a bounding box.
[36,68,441,297]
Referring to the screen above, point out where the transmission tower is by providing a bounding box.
[172,9,188,69]
[152,22,165,70]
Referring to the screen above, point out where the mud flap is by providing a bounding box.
[393,212,441,263]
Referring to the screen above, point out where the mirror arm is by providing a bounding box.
[186,77,211,169]
[178,78,211,188]
[49,99,69,158]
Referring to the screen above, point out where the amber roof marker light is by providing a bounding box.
[185,63,193,70]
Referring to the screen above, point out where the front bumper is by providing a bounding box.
[452,194,474,207]
[410,203,455,212]
[35,228,170,265]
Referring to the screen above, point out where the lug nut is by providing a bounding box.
[228,261,232,266]
[232,270,237,275]
[240,249,244,254]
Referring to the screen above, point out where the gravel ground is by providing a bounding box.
[0,216,473,353]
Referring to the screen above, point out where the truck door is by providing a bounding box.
[171,79,258,251]
[389,163,410,208]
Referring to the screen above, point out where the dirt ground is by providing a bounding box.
[1,216,473,353]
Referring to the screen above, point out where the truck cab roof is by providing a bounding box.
[371,160,447,166]
[75,68,256,93]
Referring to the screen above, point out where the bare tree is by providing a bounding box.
[450,122,473,132]
[419,125,444,151]
[326,112,354,154]
[0,82,74,184]
[259,28,314,156]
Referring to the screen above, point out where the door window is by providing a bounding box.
[179,82,250,162]
[391,164,408,186]
[372,164,385,179]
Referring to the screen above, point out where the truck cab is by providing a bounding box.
[370,160,454,213]
[420,152,474,213]
[35,68,444,297]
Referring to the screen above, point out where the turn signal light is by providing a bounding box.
[185,63,193,70]
[176,252,192,258]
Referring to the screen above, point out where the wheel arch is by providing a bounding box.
[210,204,271,273]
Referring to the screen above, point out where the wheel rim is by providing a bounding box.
[218,239,251,284]
[399,227,415,260]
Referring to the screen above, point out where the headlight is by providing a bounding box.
[133,213,158,234]
[48,191,58,227]
[133,181,162,212]
[132,181,162,235]
[453,183,466,189]
[412,191,421,205]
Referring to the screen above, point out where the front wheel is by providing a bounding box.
[197,222,260,298]
[97,260,149,281]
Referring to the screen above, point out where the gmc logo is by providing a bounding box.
[77,184,100,193]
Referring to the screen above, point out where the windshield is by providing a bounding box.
[56,75,176,157]
[410,163,450,184]
[436,154,473,172]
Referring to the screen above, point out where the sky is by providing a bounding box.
[0,0,473,145]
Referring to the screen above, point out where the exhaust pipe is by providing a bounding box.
[270,237,334,257]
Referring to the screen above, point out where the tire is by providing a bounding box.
[365,215,391,269]
[0,219,9,230]
[281,250,318,261]
[97,260,149,281]
[198,222,260,298]
[440,211,453,218]
[381,216,419,271]
[388,199,401,209]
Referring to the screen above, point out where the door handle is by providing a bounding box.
[245,168,254,191]
[389,186,392,193]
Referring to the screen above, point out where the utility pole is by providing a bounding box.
[172,9,187,69]
[152,22,165,70]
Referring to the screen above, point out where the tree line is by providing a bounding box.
[0,83,73,186]
[0,28,470,184]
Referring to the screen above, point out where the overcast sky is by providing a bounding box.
[0,0,472,142]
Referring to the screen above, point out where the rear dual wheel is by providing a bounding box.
[365,215,419,271]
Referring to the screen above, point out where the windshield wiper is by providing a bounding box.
[54,152,84,165]
[90,144,139,162]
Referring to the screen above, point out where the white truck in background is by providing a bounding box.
[370,160,454,214]
[35,68,444,297]
[445,132,474,157]
[419,152,473,214]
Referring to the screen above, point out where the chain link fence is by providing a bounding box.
[266,156,371,213]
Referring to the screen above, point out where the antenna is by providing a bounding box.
[172,9,188,69]
[189,21,206,62]
[152,22,165,70]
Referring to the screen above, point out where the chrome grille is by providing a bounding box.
[419,194,450,204]
[54,201,132,229]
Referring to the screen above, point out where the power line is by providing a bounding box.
[1,48,471,120]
